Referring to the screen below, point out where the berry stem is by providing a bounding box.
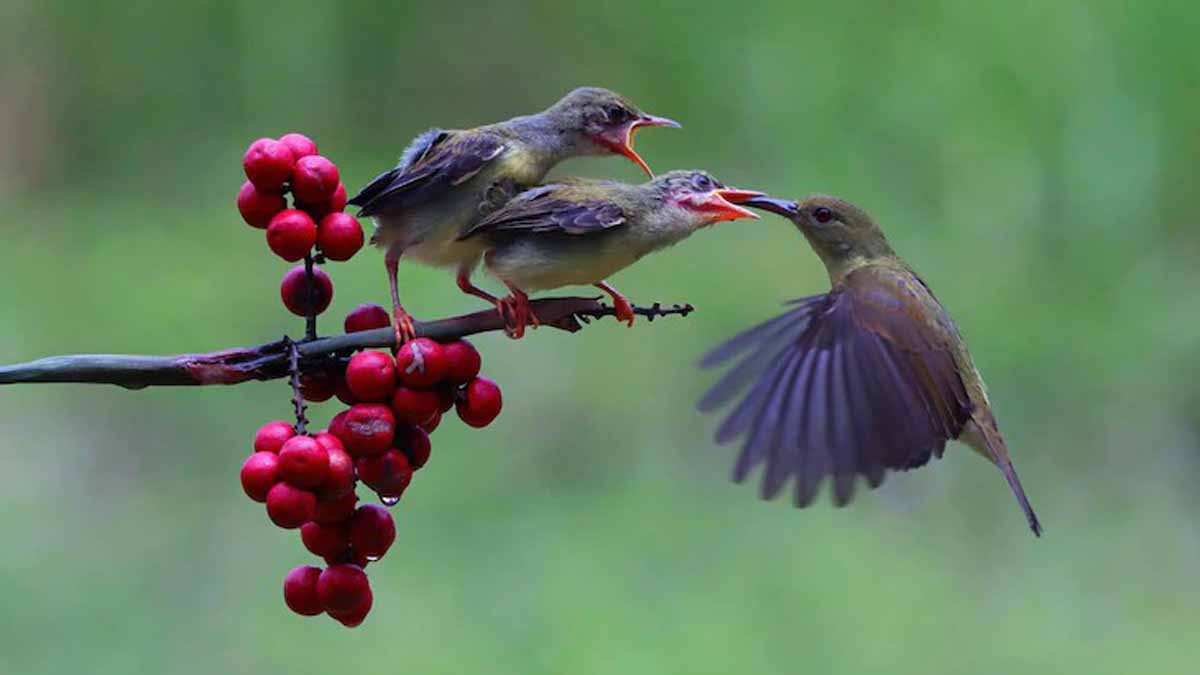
[286,338,309,435]
[303,254,318,342]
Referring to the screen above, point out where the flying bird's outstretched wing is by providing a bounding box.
[699,266,971,507]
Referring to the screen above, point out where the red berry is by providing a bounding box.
[328,585,373,627]
[254,420,295,454]
[435,385,457,413]
[279,132,318,160]
[420,410,442,434]
[349,504,395,560]
[280,265,333,317]
[237,181,286,229]
[278,435,330,488]
[327,410,349,439]
[336,404,395,456]
[456,376,503,428]
[266,209,317,262]
[292,155,340,204]
[395,424,431,469]
[313,490,357,525]
[334,374,357,405]
[315,433,355,498]
[301,521,351,559]
[297,182,348,221]
[316,212,364,261]
[300,370,336,402]
[391,385,442,425]
[266,483,316,529]
[394,338,449,388]
[344,304,391,333]
[355,449,412,496]
[442,340,482,385]
[344,351,396,403]
[243,138,295,191]
[328,183,348,212]
[317,564,370,613]
[240,452,280,502]
[283,565,324,616]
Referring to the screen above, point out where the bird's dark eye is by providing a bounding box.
[691,174,713,191]
[605,105,630,123]
[813,207,834,224]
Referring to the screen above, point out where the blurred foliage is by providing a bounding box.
[1,1,1199,673]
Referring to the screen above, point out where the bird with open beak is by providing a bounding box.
[457,170,763,337]
[348,87,680,344]
[699,195,1042,536]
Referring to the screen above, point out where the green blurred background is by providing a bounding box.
[2,1,1198,673]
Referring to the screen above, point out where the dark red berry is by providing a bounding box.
[344,304,391,333]
[266,483,316,529]
[456,376,503,428]
[334,374,357,405]
[420,410,442,434]
[327,410,349,439]
[316,213,364,262]
[349,504,395,560]
[316,433,355,498]
[344,351,396,403]
[237,180,287,229]
[240,452,280,502]
[394,338,449,388]
[395,424,431,469]
[300,370,337,403]
[328,585,373,627]
[266,209,317,262]
[278,435,330,488]
[292,155,340,204]
[435,385,457,413]
[301,521,351,559]
[442,339,482,385]
[280,265,333,317]
[313,490,357,525]
[278,132,318,160]
[328,183,347,212]
[391,385,441,425]
[243,138,295,191]
[355,449,412,496]
[317,564,370,613]
[254,420,295,454]
[336,404,395,457]
[283,565,324,617]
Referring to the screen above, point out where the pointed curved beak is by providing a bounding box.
[596,113,682,178]
[740,196,801,219]
[694,188,765,223]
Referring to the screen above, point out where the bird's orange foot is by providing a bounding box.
[612,295,635,327]
[498,293,541,339]
[392,309,417,347]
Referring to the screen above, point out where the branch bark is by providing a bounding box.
[0,297,693,390]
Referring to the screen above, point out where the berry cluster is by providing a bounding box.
[236,133,364,317]
[238,302,502,626]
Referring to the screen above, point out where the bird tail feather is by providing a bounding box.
[972,416,1043,537]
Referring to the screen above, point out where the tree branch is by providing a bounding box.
[0,297,693,390]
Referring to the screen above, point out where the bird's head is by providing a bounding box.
[544,87,680,177]
[651,170,764,227]
[743,194,894,266]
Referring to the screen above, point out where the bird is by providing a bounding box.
[698,195,1042,536]
[457,170,764,337]
[347,87,681,344]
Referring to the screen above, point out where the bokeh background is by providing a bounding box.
[2,1,1198,673]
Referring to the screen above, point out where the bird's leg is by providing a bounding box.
[498,281,540,339]
[385,244,417,347]
[594,280,635,327]
[455,265,513,326]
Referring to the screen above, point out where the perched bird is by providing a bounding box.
[698,195,1042,535]
[458,170,763,337]
[347,87,680,343]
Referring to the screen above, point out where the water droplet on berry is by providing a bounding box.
[366,554,382,562]
[380,495,400,507]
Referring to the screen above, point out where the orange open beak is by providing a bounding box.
[595,114,681,178]
[692,188,765,223]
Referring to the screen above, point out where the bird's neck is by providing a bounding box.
[504,113,584,168]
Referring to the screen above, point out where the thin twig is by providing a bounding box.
[0,298,694,390]
[286,338,309,434]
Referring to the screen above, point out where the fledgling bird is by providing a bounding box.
[457,170,763,337]
[347,87,680,343]
[698,195,1042,536]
